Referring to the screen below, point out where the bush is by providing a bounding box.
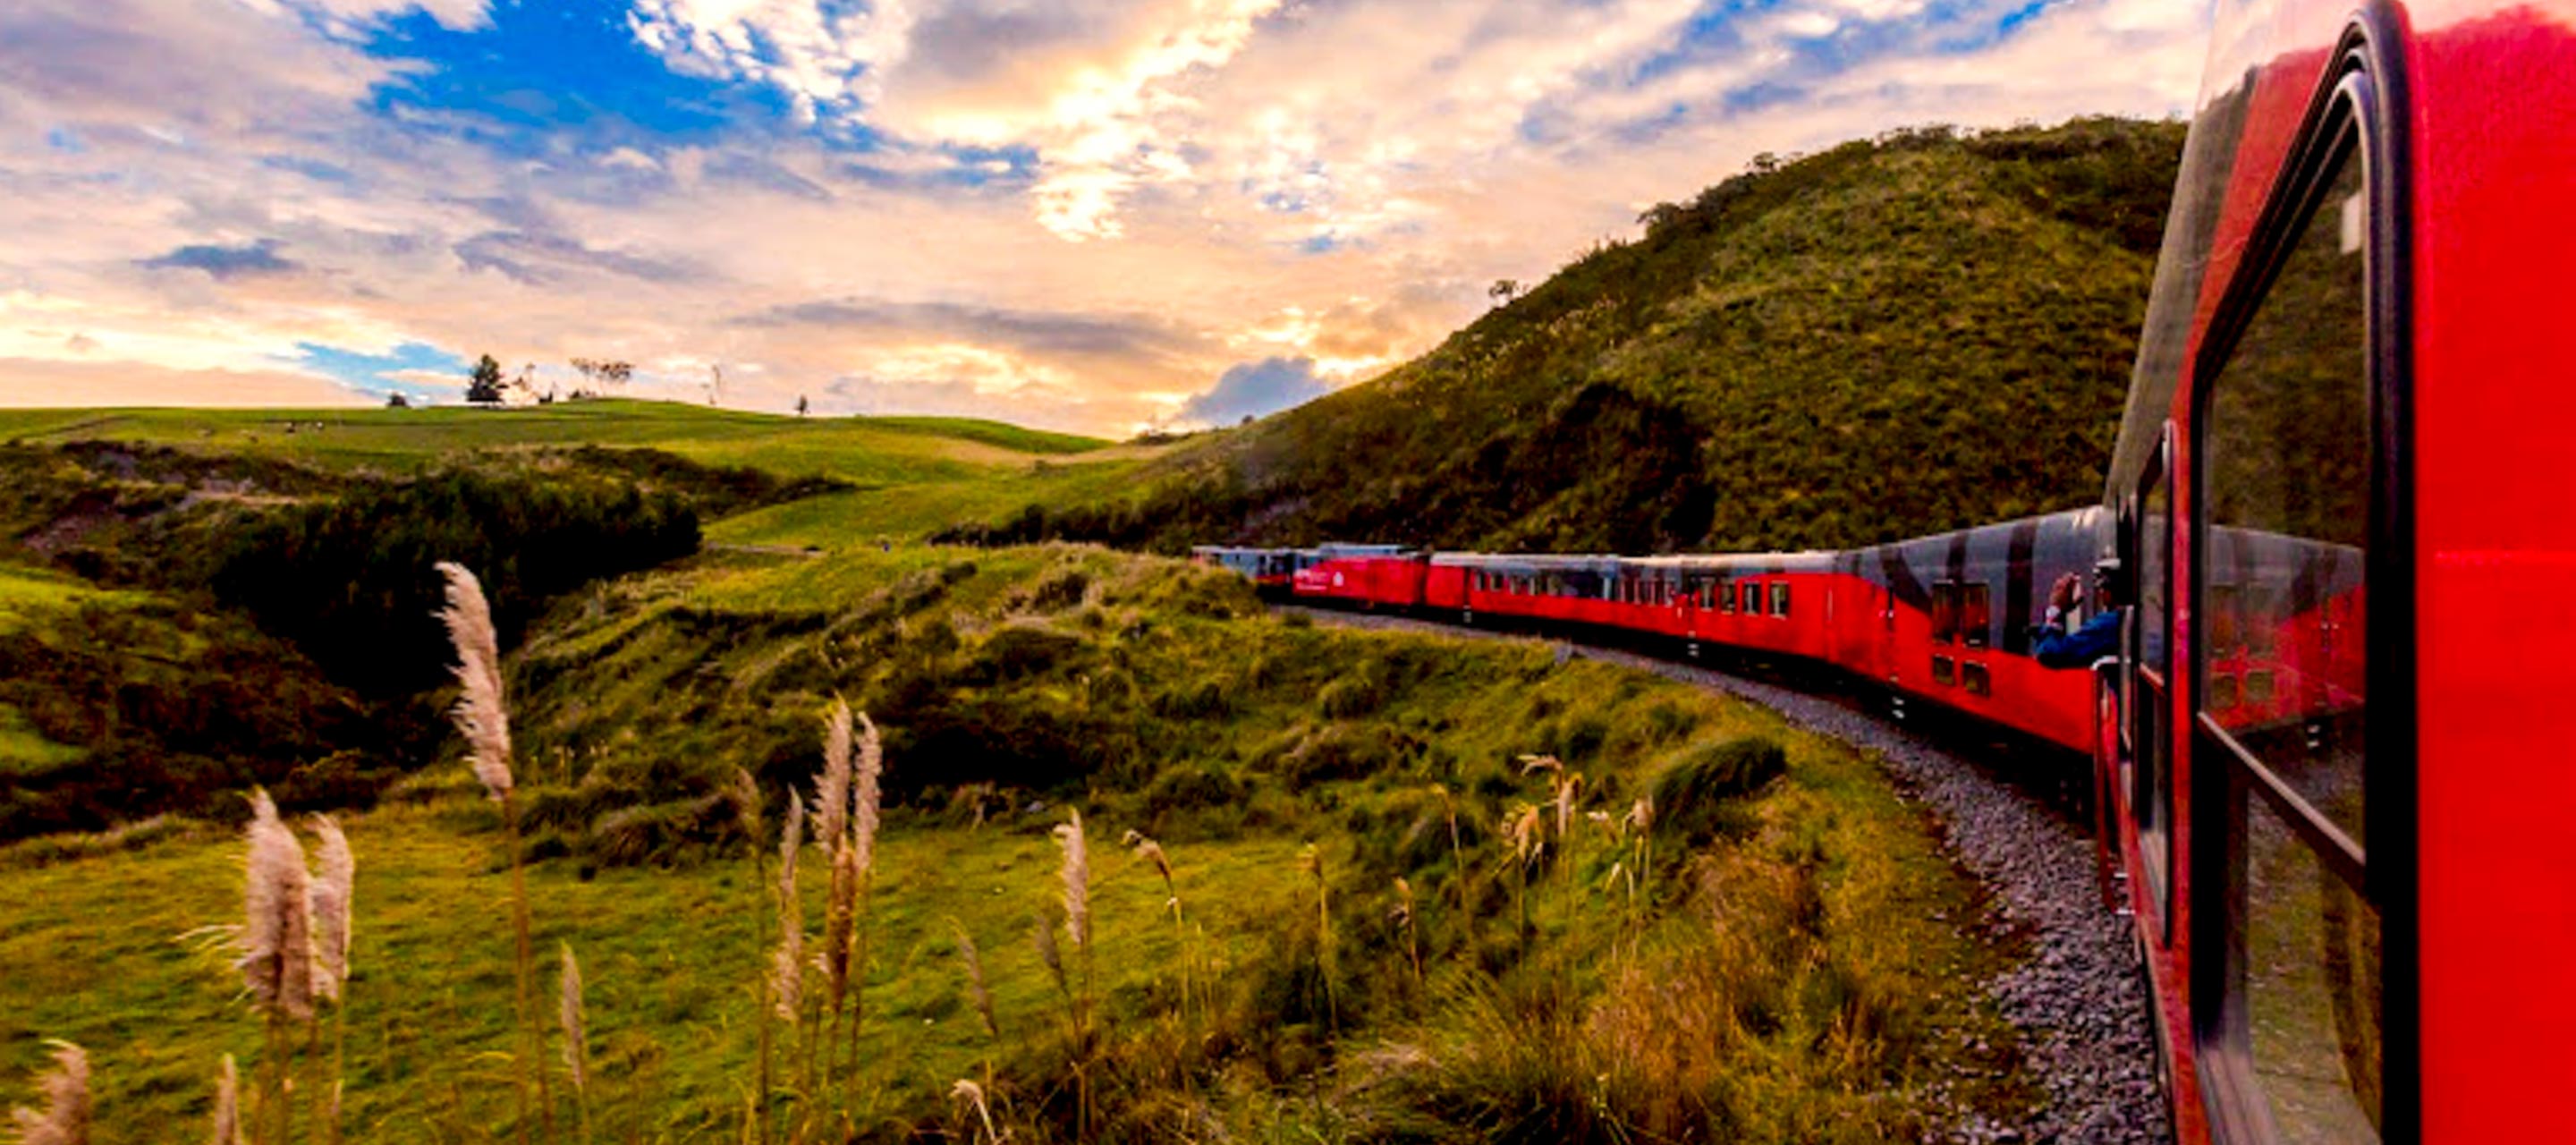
[212,467,699,697]
[1652,735,1789,846]
[1143,766,1246,818]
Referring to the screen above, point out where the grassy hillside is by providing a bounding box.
[948,117,2184,555]
[1,544,2038,1141]
[0,401,1119,486]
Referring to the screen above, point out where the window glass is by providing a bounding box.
[1741,581,1760,613]
[1931,656,1954,686]
[2202,139,2377,1141]
[2244,802,2383,1141]
[2136,456,2173,907]
[2201,147,2370,844]
[1717,580,1735,612]
[1962,662,1991,697]
[1769,582,1791,617]
[1962,584,1991,649]
[1931,584,1959,645]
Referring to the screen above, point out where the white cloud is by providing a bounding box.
[0,0,2211,434]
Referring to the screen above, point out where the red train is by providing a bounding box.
[1198,0,2576,1132]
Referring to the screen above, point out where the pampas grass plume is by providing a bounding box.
[950,919,998,1039]
[242,790,316,1022]
[851,710,883,877]
[309,814,353,1005]
[816,702,852,850]
[558,943,587,1093]
[211,1055,241,1145]
[772,796,806,1022]
[1052,810,1089,952]
[9,1040,89,1145]
[435,562,513,800]
[950,1079,997,1144]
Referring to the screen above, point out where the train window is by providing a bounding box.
[1769,581,1791,617]
[1740,581,1760,613]
[1962,662,1990,697]
[1931,583,1959,645]
[2198,129,2377,1140]
[1717,580,1735,612]
[2134,429,2174,922]
[2201,138,2370,844]
[2210,583,2243,659]
[1961,584,1991,649]
[1931,655,1954,687]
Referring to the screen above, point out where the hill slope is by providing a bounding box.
[953,117,2185,555]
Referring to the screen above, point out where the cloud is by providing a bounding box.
[0,0,2210,434]
[0,357,371,408]
[1174,355,1327,427]
[140,239,302,280]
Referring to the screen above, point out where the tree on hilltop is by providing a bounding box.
[465,354,506,405]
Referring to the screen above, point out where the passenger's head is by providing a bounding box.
[2092,557,2130,608]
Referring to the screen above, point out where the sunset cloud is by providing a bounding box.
[0,0,2207,429]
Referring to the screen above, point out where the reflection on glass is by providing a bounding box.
[2201,147,2370,844]
[2246,803,2383,1142]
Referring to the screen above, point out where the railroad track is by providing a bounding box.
[1285,603,2173,1144]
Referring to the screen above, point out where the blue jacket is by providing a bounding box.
[2033,608,2122,669]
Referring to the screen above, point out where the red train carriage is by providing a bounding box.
[1844,510,2106,753]
[1291,543,1425,606]
[1431,552,1627,628]
[1622,552,1844,665]
[2097,0,2576,1136]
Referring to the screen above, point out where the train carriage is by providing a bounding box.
[1291,543,1423,606]
[2094,0,2576,1136]
[1847,509,2106,752]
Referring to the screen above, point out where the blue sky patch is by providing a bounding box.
[289,340,470,399]
[357,1,807,158]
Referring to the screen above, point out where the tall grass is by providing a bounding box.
[435,561,546,1143]
[558,944,589,1144]
[1052,809,1093,1140]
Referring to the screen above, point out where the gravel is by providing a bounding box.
[1284,606,2172,1145]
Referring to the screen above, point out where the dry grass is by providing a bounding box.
[7,1040,88,1145]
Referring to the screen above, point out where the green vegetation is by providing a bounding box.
[213,468,700,698]
[0,401,1117,485]
[0,545,2038,1142]
[945,117,2186,555]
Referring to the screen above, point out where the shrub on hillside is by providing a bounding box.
[213,468,699,697]
[1651,735,1789,847]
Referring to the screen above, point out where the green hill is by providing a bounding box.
[949,116,2185,555]
[0,399,1113,486]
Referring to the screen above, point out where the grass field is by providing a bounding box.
[0,563,147,773]
[0,539,2039,1141]
[0,402,1129,486]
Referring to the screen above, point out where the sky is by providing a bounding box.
[0,0,2210,435]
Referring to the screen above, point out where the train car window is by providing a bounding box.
[1769,581,1791,617]
[1962,662,1991,697]
[1931,583,1959,645]
[2210,582,2243,660]
[1962,584,1991,649]
[2133,430,2174,923]
[2198,131,2379,1141]
[1740,581,1760,613]
[1931,655,1954,687]
[1717,579,1735,612]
